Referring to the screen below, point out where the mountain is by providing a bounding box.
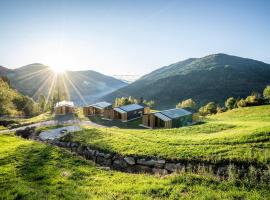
[101,53,270,109]
[112,75,141,83]
[2,63,127,105]
[0,66,12,76]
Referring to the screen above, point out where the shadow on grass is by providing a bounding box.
[4,142,92,199]
[88,116,145,129]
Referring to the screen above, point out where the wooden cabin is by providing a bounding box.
[142,108,192,129]
[83,101,112,116]
[54,101,75,115]
[111,104,148,122]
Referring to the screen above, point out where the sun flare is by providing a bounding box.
[50,66,66,74]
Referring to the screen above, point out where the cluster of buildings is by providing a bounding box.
[54,100,192,129]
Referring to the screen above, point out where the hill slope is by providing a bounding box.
[102,54,270,109]
[3,63,127,105]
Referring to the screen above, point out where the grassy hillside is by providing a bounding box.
[0,133,269,199]
[70,105,270,165]
[102,54,270,109]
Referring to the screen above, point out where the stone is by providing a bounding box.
[154,159,166,168]
[165,163,177,172]
[137,159,156,167]
[96,156,112,166]
[112,158,128,170]
[124,157,136,165]
[152,168,169,175]
[135,165,152,173]
[70,142,79,148]
[96,151,112,159]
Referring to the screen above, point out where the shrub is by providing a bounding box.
[176,98,196,110]
[225,97,237,110]
[237,99,247,107]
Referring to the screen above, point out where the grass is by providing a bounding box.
[0,133,269,199]
[0,126,7,131]
[17,112,53,125]
[68,105,270,165]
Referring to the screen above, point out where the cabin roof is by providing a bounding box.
[114,104,144,113]
[55,101,74,108]
[154,112,171,121]
[159,108,192,119]
[90,101,112,109]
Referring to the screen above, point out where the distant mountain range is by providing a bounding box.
[0,63,127,105]
[101,53,270,109]
[112,75,141,83]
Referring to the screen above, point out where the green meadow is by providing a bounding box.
[1,105,269,199]
[69,105,270,165]
[0,132,269,200]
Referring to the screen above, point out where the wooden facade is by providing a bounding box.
[142,113,172,129]
[83,102,112,117]
[142,108,192,129]
[55,105,75,115]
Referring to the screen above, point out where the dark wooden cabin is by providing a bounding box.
[142,108,192,129]
[83,101,112,116]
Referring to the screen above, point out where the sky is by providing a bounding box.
[0,0,270,76]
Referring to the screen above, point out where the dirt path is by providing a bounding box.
[0,118,105,134]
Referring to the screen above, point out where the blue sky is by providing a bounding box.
[0,0,269,75]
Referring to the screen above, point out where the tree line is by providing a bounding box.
[114,96,155,108]
[0,76,68,117]
[176,85,270,116]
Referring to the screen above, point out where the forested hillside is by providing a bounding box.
[0,78,40,116]
[102,54,270,109]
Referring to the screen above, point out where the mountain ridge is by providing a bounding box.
[0,63,127,105]
[101,53,270,109]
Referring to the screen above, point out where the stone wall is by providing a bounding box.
[49,139,260,177]
[15,126,269,179]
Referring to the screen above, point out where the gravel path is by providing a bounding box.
[39,125,82,141]
[0,119,105,134]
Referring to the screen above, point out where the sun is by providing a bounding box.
[51,66,66,74]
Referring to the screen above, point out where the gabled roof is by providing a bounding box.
[114,107,126,114]
[55,101,74,108]
[114,104,144,113]
[154,112,171,122]
[90,101,112,109]
[159,108,192,119]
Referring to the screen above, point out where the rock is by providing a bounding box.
[70,142,79,148]
[154,159,166,168]
[76,145,85,155]
[124,157,136,165]
[165,163,185,172]
[165,163,177,172]
[112,158,128,170]
[96,151,112,159]
[137,159,157,167]
[152,168,169,175]
[135,165,152,173]
[96,156,112,166]
[15,127,36,139]
[83,148,96,160]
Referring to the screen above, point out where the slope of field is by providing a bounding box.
[0,133,269,199]
[102,54,270,109]
[71,105,270,165]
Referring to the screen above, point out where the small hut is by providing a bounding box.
[83,101,112,116]
[112,104,146,122]
[142,108,192,129]
[54,101,75,115]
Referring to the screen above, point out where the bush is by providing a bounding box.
[199,102,217,116]
[176,98,196,110]
[263,85,270,102]
[225,97,237,110]
[237,99,247,107]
